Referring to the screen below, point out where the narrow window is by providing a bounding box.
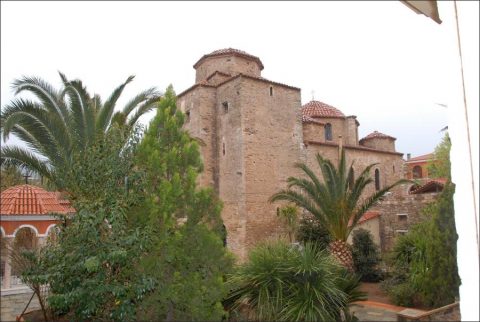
[325,123,332,141]
[375,169,380,191]
[269,86,273,96]
[223,142,225,156]
[222,101,229,113]
[412,165,422,179]
[185,110,190,122]
[393,164,395,173]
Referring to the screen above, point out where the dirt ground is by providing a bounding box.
[359,282,394,304]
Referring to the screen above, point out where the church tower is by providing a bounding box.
[177,48,304,260]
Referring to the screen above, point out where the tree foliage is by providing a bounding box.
[0,164,24,191]
[352,228,382,282]
[36,126,153,321]
[427,133,451,179]
[131,86,233,321]
[296,216,331,251]
[0,74,161,188]
[383,184,460,308]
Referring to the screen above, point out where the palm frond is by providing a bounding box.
[1,145,54,180]
[96,75,135,134]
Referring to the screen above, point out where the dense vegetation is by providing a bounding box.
[225,241,365,322]
[352,228,382,282]
[270,150,406,271]
[382,134,459,308]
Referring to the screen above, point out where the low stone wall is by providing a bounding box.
[1,289,40,322]
[397,302,460,321]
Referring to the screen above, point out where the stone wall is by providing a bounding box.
[1,289,40,322]
[373,188,438,252]
[360,137,396,152]
[195,55,261,83]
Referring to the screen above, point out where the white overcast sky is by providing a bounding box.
[1,1,450,157]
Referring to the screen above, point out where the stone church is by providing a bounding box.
[177,48,405,260]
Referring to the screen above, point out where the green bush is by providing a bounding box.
[382,184,460,308]
[352,228,383,282]
[296,217,331,251]
[225,241,365,322]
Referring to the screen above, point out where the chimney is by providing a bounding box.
[407,153,411,161]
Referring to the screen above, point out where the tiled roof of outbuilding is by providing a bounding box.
[0,184,74,215]
[406,153,434,163]
[302,100,345,118]
[360,131,396,142]
[194,48,264,70]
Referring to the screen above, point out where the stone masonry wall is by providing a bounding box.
[360,137,396,152]
[373,188,438,252]
[240,77,304,259]
[195,56,261,83]
[178,86,217,188]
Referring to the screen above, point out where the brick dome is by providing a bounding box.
[359,130,396,143]
[302,100,345,119]
[193,48,264,70]
[0,184,74,216]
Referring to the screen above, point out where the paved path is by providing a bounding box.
[350,300,425,321]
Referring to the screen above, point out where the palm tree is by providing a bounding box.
[270,149,407,271]
[225,241,365,322]
[1,73,161,187]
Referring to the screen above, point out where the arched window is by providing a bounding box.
[412,165,423,179]
[325,123,332,141]
[375,169,380,191]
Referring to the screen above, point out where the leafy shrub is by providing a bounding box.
[296,216,331,250]
[352,228,383,282]
[382,184,460,308]
[225,241,365,322]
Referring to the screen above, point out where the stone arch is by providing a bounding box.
[0,226,5,237]
[46,224,59,243]
[12,225,39,238]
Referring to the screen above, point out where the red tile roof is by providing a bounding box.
[406,153,434,163]
[194,48,264,70]
[358,211,381,224]
[302,100,345,119]
[409,178,447,194]
[0,185,74,215]
[348,211,381,227]
[359,131,396,142]
[305,140,404,156]
[302,115,325,125]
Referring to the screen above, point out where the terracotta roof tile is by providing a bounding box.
[0,184,74,215]
[359,131,396,142]
[305,140,404,156]
[406,153,434,163]
[348,211,381,227]
[302,100,345,118]
[194,48,264,70]
[409,178,447,194]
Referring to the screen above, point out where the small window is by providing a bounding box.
[222,101,229,113]
[393,165,395,173]
[325,123,332,141]
[397,213,408,221]
[396,229,408,236]
[185,110,190,122]
[375,169,380,191]
[222,142,225,156]
[269,86,273,96]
